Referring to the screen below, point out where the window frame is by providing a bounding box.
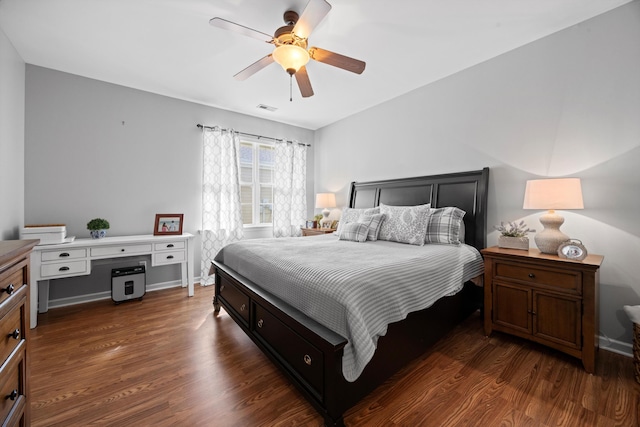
[239,138,275,228]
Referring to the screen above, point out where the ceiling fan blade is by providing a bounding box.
[209,17,273,43]
[293,0,332,39]
[234,55,275,81]
[295,67,314,98]
[309,47,366,74]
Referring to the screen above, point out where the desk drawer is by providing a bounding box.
[40,260,87,278]
[154,241,185,251]
[41,248,86,261]
[153,250,185,265]
[91,244,152,257]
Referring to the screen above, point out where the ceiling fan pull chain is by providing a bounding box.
[290,74,293,102]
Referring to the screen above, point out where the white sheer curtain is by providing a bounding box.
[272,141,307,237]
[201,127,244,285]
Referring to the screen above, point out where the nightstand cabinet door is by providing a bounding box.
[533,291,581,349]
[493,282,531,334]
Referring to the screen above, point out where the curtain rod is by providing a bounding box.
[196,124,311,147]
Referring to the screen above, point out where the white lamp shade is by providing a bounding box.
[315,193,336,209]
[523,178,584,210]
[272,45,310,74]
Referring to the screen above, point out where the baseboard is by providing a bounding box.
[47,278,201,310]
[599,335,633,358]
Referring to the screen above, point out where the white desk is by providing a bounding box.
[29,233,195,328]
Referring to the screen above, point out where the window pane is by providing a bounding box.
[260,185,273,204]
[260,203,272,223]
[240,166,252,183]
[242,204,253,225]
[241,185,253,204]
[259,146,274,184]
[240,143,253,164]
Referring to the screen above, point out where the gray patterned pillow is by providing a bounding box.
[336,206,380,235]
[357,213,386,241]
[378,203,431,246]
[338,222,369,243]
[424,207,466,245]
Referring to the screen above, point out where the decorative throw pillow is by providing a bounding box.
[357,212,386,241]
[336,206,380,235]
[377,203,431,246]
[338,222,369,243]
[424,207,466,245]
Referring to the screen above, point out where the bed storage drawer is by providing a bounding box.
[218,277,250,326]
[253,302,324,398]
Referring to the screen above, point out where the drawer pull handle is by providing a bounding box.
[257,319,263,328]
[59,266,70,272]
[59,252,70,257]
[8,329,20,340]
[220,285,225,291]
[167,255,174,259]
[2,284,15,295]
[240,304,246,311]
[528,273,535,278]
[167,244,174,248]
[6,390,18,401]
[304,354,312,366]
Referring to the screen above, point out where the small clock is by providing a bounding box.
[557,239,588,261]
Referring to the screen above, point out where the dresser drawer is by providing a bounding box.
[90,244,152,257]
[254,302,324,398]
[494,261,581,293]
[40,260,87,278]
[152,250,185,265]
[0,302,23,367]
[0,270,25,306]
[41,248,86,261]
[154,241,185,251]
[219,277,250,326]
[0,345,25,424]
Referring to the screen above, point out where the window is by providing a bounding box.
[239,140,274,226]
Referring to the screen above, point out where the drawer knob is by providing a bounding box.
[304,354,312,366]
[2,284,14,295]
[167,255,174,259]
[59,252,70,257]
[257,319,264,328]
[59,266,70,272]
[240,304,246,311]
[167,244,174,248]
[6,390,18,401]
[8,329,20,340]
[121,248,126,252]
[528,273,535,278]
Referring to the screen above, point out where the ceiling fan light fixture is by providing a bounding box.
[272,44,309,75]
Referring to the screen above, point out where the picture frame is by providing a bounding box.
[154,214,184,236]
[306,220,317,229]
[557,239,588,261]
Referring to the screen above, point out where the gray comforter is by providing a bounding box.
[214,234,484,381]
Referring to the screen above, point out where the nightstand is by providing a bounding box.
[301,228,336,236]
[481,246,603,373]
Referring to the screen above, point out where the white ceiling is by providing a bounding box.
[0,0,632,130]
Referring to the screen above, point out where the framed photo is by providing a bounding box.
[305,220,317,229]
[154,214,183,236]
[557,239,588,261]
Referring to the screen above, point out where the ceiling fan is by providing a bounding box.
[209,0,366,100]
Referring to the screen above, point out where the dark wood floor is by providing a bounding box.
[31,285,640,426]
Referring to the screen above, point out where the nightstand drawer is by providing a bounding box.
[495,262,580,292]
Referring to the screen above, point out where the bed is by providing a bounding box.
[211,168,489,426]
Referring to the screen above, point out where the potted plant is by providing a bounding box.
[87,218,110,239]
[494,220,535,250]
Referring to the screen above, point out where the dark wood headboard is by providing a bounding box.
[348,168,489,250]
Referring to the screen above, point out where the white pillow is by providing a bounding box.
[336,206,380,235]
[377,203,431,246]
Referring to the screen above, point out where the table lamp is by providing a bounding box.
[315,193,336,228]
[522,178,584,254]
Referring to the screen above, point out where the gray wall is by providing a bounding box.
[314,3,640,352]
[24,66,314,298]
[0,27,25,239]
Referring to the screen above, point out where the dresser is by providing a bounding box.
[482,246,603,373]
[301,228,336,236]
[0,240,38,427]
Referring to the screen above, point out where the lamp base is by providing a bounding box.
[319,208,331,228]
[534,210,570,254]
